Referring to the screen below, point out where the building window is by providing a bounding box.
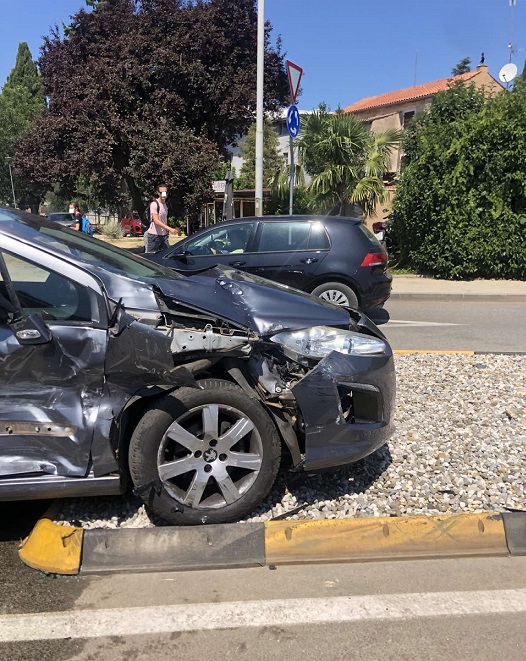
[283,151,289,165]
[403,111,415,127]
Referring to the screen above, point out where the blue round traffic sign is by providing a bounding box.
[287,105,300,139]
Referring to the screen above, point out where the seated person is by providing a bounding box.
[227,231,247,254]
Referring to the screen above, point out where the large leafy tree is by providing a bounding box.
[298,107,401,216]
[0,42,46,210]
[239,118,284,188]
[17,0,287,215]
[393,80,526,279]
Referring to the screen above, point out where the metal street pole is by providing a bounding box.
[5,157,17,209]
[255,0,264,216]
[289,134,294,216]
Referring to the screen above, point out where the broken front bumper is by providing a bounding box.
[292,350,395,472]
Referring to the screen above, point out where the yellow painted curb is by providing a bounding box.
[18,516,83,575]
[265,513,508,565]
[394,350,475,355]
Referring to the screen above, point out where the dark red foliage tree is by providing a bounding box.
[17,0,287,215]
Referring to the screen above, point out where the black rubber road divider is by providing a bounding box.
[81,523,266,574]
[502,512,526,556]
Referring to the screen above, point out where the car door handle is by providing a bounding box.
[229,260,246,267]
[300,257,318,264]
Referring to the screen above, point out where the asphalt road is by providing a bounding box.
[1,554,526,660]
[369,299,526,352]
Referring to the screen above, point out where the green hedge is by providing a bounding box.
[393,80,526,280]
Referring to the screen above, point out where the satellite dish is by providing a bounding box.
[499,62,518,83]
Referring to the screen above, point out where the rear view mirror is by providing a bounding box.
[169,251,188,263]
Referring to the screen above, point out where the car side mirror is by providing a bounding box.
[169,251,188,263]
[11,314,53,345]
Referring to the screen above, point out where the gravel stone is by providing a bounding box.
[54,354,526,529]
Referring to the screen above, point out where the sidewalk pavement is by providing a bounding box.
[391,275,526,302]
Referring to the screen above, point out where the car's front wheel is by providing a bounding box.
[311,282,358,308]
[128,379,281,525]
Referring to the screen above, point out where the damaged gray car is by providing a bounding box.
[0,209,395,524]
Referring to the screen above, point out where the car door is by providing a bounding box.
[161,222,259,273]
[0,246,108,479]
[247,220,330,289]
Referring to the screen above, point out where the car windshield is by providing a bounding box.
[0,209,182,282]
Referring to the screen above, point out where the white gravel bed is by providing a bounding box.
[55,354,526,529]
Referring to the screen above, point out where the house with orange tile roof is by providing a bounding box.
[344,64,504,221]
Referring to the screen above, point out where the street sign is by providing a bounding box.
[287,105,300,139]
[286,60,303,105]
[212,180,226,193]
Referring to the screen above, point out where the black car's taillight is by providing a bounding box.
[360,252,387,267]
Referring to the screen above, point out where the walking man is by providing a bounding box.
[144,184,178,253]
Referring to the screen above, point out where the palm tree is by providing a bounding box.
[298,108,402,216]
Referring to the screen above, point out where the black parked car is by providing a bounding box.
[146,215,392,309]
[0,208,395,524]
[47,212,75,227]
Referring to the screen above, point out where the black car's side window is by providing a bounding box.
[257,222,330,252]
[258,222,310,252]
[183,223,255,256]
[1,252,96,323]
[308,222,331,250]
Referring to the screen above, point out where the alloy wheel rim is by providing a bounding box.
[319,289,350,306]
[157,403,263,510]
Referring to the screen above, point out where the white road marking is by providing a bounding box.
[384,319,462,328]
[1,589,526,642]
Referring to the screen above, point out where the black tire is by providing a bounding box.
[128,379,281,525]
[311,282,359,308]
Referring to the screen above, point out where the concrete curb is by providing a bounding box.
[391,293,526,303]
[18,509,526,575]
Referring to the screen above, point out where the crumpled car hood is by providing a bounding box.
[156,265,351,335]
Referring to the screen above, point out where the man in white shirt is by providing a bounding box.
[144,184,178,253]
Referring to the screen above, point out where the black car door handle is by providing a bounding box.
[300,257,318,264]
[229,260,246,267]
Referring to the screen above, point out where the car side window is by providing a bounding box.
[183,223,255,256]
[1,252,98,323]
[308,222,331,250]
[257,222,311,252]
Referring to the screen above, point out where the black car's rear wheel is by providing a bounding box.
[311,282,358,308]
[128,379,281,525]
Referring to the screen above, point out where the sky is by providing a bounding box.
[0,0,524,110]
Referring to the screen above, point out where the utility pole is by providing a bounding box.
[288,134,294,216]
[255,0,264,217]
[5,157,17,209]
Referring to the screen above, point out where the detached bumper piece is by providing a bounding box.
[292,351,396,472]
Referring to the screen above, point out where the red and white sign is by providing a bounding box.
[212,180,226,193]
[286,60,303,105]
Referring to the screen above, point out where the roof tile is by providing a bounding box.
[344,70,480,113]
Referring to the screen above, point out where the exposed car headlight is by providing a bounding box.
[271,326,386,359]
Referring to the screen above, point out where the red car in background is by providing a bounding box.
[121,211,145,236]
